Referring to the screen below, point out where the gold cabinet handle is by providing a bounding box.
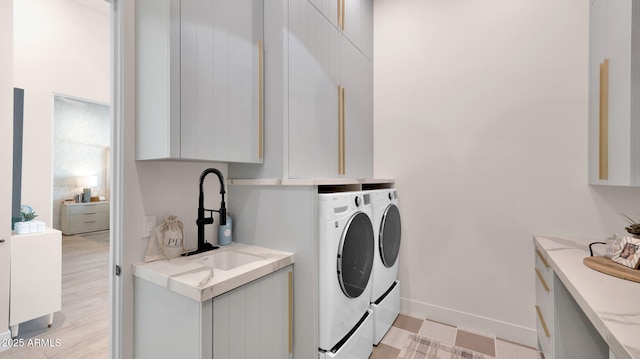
[337,0,345,30]
[535,305,551,338]
[341,87,346,174]
[288,270,293,353]
[535,249,550,268]
[599,58,609,180]
[535,268,550,292]
[338,86,346,175]
[258,40,264,160]
[341,0,345,30]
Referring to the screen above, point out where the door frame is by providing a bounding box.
[109,0,123,358]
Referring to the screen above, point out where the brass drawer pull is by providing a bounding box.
[535,268,550,292]
[535,305,551,338]
[535,249,550,268]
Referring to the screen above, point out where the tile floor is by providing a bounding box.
[370,315,542,359]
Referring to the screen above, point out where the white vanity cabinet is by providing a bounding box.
[230,0,373,180]
[533,241,613,359]
[10,228,61,338]
[588,0,640,186]
[133,265,293,359]
[136,0,264,164]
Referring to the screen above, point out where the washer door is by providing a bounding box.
[379,204,401,268]
[337,212,374,298]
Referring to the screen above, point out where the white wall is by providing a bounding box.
[13,0,110,226]
[374,0,640,345]
[0,0,14,350]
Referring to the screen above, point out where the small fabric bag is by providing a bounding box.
[144,215,186,262]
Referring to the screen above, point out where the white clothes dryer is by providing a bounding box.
[318,191,375,359]
[369,189,402,345]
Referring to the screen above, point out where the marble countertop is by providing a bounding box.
[534,236,640,359]
[132,243,294,302]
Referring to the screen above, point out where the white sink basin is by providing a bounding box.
[192,250,264,271]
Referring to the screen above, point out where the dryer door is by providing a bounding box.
[379,204,401,268]
[337,212,374,298]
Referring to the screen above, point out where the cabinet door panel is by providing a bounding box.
[605,0,632,183]
[135,0,181,160]
[342,0,373,60]
[181,0,263,162]
[589,0,640,185]
[180,0,213,159]
[341,37,373,178]
[308,0,339,27]
[213,267,291,359]
[289,0,341,178]
[227,0,264,163]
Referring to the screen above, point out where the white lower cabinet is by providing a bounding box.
[134,265,292,359]
[10,229,62,338]
[534,248,609,359]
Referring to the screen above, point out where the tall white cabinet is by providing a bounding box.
[136,0,264,163]
[230,0,373,179]
[588,0,640,186]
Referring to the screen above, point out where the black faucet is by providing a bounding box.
[184,168,227,256]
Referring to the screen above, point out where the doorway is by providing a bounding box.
[5,0,113,357]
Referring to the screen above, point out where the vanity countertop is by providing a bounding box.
[132,243,294,302]
[534,236,640,359]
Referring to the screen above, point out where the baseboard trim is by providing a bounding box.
[400,297,538,348]
[0,329,12,352]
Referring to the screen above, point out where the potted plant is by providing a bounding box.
[623,214,640,237]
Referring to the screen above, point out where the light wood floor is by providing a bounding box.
[0,231,110,359]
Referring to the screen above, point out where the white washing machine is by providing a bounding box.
[369,189,402,345]
[318,191,375,359]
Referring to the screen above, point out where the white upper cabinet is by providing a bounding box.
[588,0,640,186]
[136,0,264,163]
[288,0,341,178]
[288,0,373,179]
[229,0,373,180]
[341,36,373,178]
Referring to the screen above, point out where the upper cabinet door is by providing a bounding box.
[135,0,182,160]
[287,0,372,179]
[288,0,341,178]
[309,0,372,60]
[341,37,373,179]
[181,0,264,163]
[136,0,264,163]
[588,0,640,186]
[341,0,373,60]
[308,0,339,27]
